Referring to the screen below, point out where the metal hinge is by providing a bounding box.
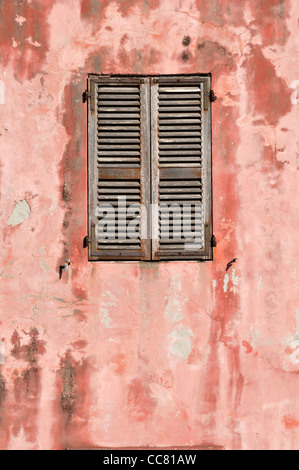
[209,90,217,103]
[83,222,96,249]
[83,235,95,248]
[82,90,90,103]
[211,235,217,247]
[83,81,95,112]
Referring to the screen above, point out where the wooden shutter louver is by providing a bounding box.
[88,77,151,260]
[151,76,212,260]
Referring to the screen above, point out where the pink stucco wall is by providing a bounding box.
[0,0,298,450]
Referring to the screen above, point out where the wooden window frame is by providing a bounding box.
[87,74,213,262]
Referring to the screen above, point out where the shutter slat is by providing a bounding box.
[98,87,140,93]
[159,130,200,134]
[159,150,201,155]
[159,100,201,105]
[158,119,201,124]
[160,138,201,143]
[159,107,201,112]
[159,87,200,92]
[98,108,140,113]
[98,94,140,100]
[97,113,140,119]
[159,144,201,149]
[98,188,140,194]
[98,149,140,154]
[97,139,140,143]
[160,189,201,194]
[98,127,140,132]
[160,181,201,187]
[99,120,140,125]
[100,181,140,187]
[98,101,140,106]
[159,113,200,118]
[159,94,201,99]
[98,145,140,149]
[160,157,201,162]
[98,158,140,163]
[160,195,202,200]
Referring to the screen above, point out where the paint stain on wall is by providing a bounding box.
[244,45,292,126]
[0,369,7,410]
[80,0,160,23]
[127,378,157,422]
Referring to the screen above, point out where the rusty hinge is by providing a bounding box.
[83,222,96,249]
[211,235,217,247]
[209,90,217,103]
[82,90,90,103]
[83,235,95,248]
[83,81,95,112]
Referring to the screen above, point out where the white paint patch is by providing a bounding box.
[231,269,239,295]
[296,308,299,336]
[258,276,262,296]
[99,290,117,329]
[26,36,41,47]
[101,309,112,328]
[169,326,193,360]
[103,413,112,432]
[223,273,230,293]
[263,399,291,410]
[249,327,262,348]
[164,274,184,323]
[231,269,239,287]
[289,340,299,365]
[8,200,31,227]
[0,81,5,105]
[15,15,26,25]
[40,260,50,273]
[212,279,217,304]
[48,200,58,216]
[291,80,299,105]
[0,341,4,365]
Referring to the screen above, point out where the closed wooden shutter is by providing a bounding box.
[87,75,212,261]
[151,76,212,260]
[88,77,151,260]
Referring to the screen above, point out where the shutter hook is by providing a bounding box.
[59,259,71,280]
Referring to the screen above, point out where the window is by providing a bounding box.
[86,75,213,261]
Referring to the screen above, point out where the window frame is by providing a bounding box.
[87,74,213,262]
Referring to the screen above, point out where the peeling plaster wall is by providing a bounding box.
[0,0,298,450]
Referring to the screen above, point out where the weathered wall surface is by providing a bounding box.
[0,0,298,450]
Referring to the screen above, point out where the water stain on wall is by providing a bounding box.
[59,77,88,300]
[0,0,56,81]
[9,329,46,443]
[53,350,91,449]
[244,45,292,126]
